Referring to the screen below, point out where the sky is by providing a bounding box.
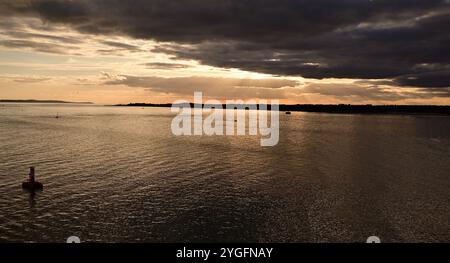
[0,0,449,105]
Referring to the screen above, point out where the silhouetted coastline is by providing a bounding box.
[0,99,93,104]
[115,103,450,116]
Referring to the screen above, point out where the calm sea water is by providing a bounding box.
[0,103,449,242]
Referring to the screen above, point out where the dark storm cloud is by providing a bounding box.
[394,70,450,88]
[2,0,450,87]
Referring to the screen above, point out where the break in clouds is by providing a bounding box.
[1,0,449,102]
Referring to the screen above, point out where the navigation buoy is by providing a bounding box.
[22,167,43,191]
[285,111,292,115]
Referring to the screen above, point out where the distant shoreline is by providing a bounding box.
[115,103,450,116]
[0,99,93,104]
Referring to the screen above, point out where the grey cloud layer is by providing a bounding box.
[105,75,298,99]
[106,75,297,90]
[2,0,450,88]
[143,62,192,70]
[105,75,449,101]
[0,39,79,54]
[301,83,450,101]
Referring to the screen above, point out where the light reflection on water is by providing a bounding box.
[0,104,449,242]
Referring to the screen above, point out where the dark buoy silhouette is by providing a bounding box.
[285,111,292,115]
[22,167,43,191]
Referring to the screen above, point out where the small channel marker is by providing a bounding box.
[22,167,43,191]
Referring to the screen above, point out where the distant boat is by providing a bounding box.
[285,111,292,115]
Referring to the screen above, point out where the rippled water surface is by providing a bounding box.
[0,104,449,242]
